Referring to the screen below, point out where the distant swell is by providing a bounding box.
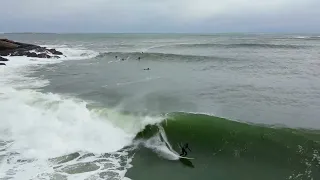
[168,43,309,49]
[293,36,320,40]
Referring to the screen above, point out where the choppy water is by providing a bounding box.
[1,33,320,180]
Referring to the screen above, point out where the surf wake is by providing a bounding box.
[135,125,180,161]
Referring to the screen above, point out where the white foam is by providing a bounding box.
[0,87,133,159]
[0,45,137,180]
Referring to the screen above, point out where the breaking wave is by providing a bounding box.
[0,46,141,180]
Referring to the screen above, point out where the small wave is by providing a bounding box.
[294,36,309,39]
[96,52,233,62]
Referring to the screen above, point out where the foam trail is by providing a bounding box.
[103,76,162,88]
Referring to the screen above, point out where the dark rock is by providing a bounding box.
[35,47,46,53]
[0,39,16,44]
[0,50,11,56]
[0,41,19,50]
[0,39,64,59]
[0,63,6,66]
[11,51,21,56]
[0,56,9,61]
[48,48,63,55]
[37,53,51,58]
[25,52,38,57]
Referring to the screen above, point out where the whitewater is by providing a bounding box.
[0,45,165,180]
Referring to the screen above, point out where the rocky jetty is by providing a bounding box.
[0,56,8,61]
[0,39,64,61]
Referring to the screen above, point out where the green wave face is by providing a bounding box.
[134,112,320,180]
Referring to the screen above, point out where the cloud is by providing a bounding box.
[1,0,320,32]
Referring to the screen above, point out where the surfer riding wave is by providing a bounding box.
[179,143,191,157]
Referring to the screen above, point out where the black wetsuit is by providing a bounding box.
[180,143,191,157]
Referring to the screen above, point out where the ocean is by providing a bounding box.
[0,33,320,180]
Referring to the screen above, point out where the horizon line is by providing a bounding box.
[1,32,319,35]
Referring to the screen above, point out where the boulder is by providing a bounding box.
[35,47,47,53]
[0,39,64,59]
[0,39,17,44]
[0,56,9,61]
[25,52,38,57]
[0,40,19,50]
[37,53,51,58]
[0,50,12,56]
[48,48,63,55]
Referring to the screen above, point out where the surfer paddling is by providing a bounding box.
[179,143,191,157]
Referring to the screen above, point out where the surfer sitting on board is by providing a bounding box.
[179,143,191,157]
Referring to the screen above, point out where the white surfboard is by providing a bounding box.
[179,156,194,160]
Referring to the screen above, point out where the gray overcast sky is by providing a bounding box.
[1,0,320,33]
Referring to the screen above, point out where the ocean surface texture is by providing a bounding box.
[1,33,320,180]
